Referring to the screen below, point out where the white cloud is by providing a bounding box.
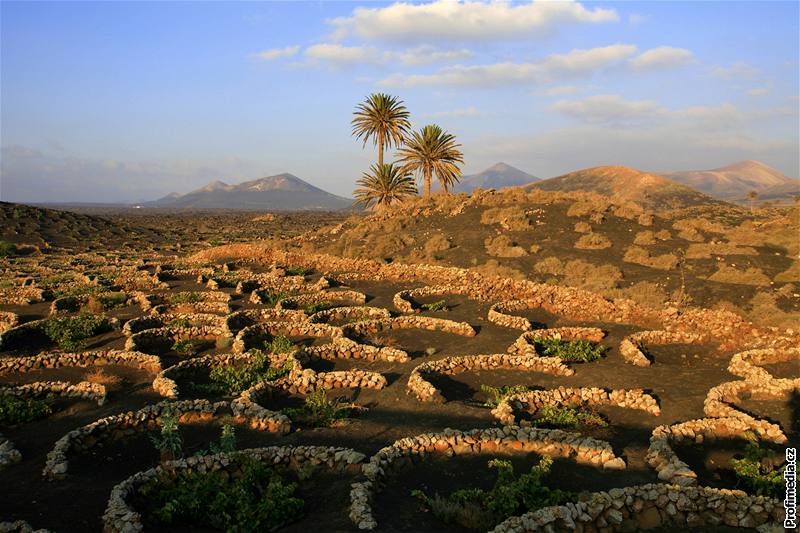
[710,61,760,80]
[380,44,637,87]
[552,95,663,124]
[746,87,770,97]
[302,43,473,69]
[253,46,300,61]
[543,85,581,96]
[423,106,482,118]
[629,46,694,70]
[328,0,618,42]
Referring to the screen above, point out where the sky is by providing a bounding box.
[1,0,798,203]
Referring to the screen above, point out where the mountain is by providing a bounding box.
[146,173,352,210]
[524,165,721,208]
[665,160,798,202]
[452,162,539,193]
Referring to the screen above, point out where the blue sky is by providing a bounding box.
[1,0,797,202]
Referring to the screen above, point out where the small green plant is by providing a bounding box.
[282,389,358,428]
[533,404,607,429]
[533,337,608,362]
[412,456,575,530]
[196,424,238,456]
[196,352,293,395]
[171,339,196,356]
[97,292,127,309]
[303,301,331,315]
[138,456,303,531]
[0,241,18,258]
[262,291,289,306]
[0,396,53,425]
[150,406,183,462]
[264,334,295,354]
[42,314,111,351]
[168,318,192,328]
[731,433,785,498]
[481,385,530,408]
[169,292,203,304]
[284,266,309,276]
[420,300,448,312]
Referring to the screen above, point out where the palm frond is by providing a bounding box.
[396,124,464,196]
[352,163,418,210]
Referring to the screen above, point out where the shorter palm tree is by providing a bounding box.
[352,163,418,211]
[397,124,464,197]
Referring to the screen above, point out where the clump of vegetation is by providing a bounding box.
[284,266,309,276]
[261,291,289,306]
[42,314,111,350]
[195,424,237,457]
[485,235,528,258]
[420,300,448,312]
[623,246,679,270]
[533,337,608,362]
[282,389,359,427]
[168,318,192,328]
[264,334,295,354]
[480,207,532,231]
[85,368,124,390]
[707,264,771,286]
[574,232,612,250]
[731,433,785,498]
[532,404,607,429]
[171,339,198,356]
[0,396,53,425]
[603,281,668,308]
[195,352,294,395]
[304,301,330,315]
[0,240,19,258]
[83,292,127,313]
[412,456,575,530]
[138,456,303,531]
[481,384,530,407]
[470,260,527,281]
[169,292,204,304]
[150,406,183,462]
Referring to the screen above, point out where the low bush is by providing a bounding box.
[284,266,309,277]
[623,246,679,270]
[261,291,289,306]
[420,300,448,312]
[0,241,19,258]
[169,292,204,304]
[574,232,612,250]
[304,301,330,315]
[282,389,359,428]
[196,352,294,395]
[533,337,608,362]
[731,434,785,498]
[85,368,124,390]
[171,339,198,356]
[532,403,607,429]
[480,384,529,408]
[43,314,111,350]
[707,264,770,286]
[573,222,591,234]
[480,207,531,231]
[412,456,575,530]
[150,406,183,462]
[485,235,528,258]
[470,260,526,281]
[0,396,52,425]
[138,456,303,531]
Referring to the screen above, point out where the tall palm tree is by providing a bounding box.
[397,125,464,197]
[351,93,411,167]
[352,163,418,211]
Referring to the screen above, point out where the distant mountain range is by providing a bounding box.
[146,173,352,210]
[525,165,721,209]
[666,160,799,203]
[453,162,538,193]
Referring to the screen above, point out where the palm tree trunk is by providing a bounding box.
[424,167,432,197]
[378,131,385,167]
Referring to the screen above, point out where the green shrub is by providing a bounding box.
[262,291,289,306]
[199,352,293,395]
[169,292,203,304]
[264,334,295,354]
[282,389,357,428]
[532,338,608,362]
[42,314,111,350]
[168,318,192,328]
[412,456,575,530]
[195,424,237,457]
[284,266,309,276]
[481,385,530,408]
[171,339,197,355]
[0,396,52,425]
[149,406,183,461]
[138,456,303,531]
[0,241,18,258]
[303,301,331,315]
[533,404,607,429]
[421,300,448,312]
[731,433,785,498]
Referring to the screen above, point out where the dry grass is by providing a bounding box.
[707,264,771,286]
[604,281,668,308]
[567,199,610,218]
[484,235,528,257]
[424,233,453,258]
[685,242,758,259]
[562,260,622,291]
[655,229,671,240]
[533,257,564,275]
[612,202,644,221]
[85,368,123,390]
[470,259,526,281]
[623,246,679,270]
[774,261,800,282]
[480,207,531,231]
[746,292,799,329]
[637,213,654,226]
[633,231,656,246]
[574,232,612,250]
[573,222,592,234]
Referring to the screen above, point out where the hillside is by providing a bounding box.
[452,162,538,193]
[146,173,353,210]
[0,202,166,250]
[290,188,799,329]
[524,166,720,209]
[666,160,798,202]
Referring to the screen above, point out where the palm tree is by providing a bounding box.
[352,163,418,211]
[351,93,411,167]
[397,124,464,197]
[748,190,758,214]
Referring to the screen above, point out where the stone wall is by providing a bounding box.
[619,330,705,367]
[0,381,106,406]
[0,349,162,375]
